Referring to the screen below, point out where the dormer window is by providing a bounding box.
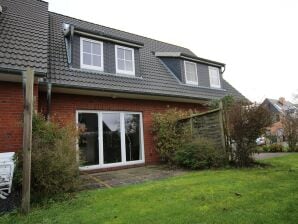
[184,61,198,85]
[115,45,135,75]
[209,66,221,88]
[80,37,103,71]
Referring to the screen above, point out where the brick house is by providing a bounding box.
[0,0,245,171]
[261,97,297,142]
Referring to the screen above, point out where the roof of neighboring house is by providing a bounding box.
[263,98,297,114]
[48,12,246,101]
[0,0,48,74]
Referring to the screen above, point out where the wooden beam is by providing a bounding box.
[21,68,34,214]
[218,101,226,150]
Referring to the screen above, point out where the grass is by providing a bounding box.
[1,154,298,224]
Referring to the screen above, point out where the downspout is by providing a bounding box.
[46,82,52,120]
[221,64,226,74]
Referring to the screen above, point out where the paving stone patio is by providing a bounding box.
[80,165,186,190]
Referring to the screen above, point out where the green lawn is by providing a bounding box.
[1,154,298,224]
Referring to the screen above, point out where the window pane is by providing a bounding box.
[117,48,125,59]
[125,49,132,60]
[92,43,101,55]
[186,63,196,74]
[102,113,122,164]
[83,53,92,65]
[125,61,133,71]
[92,55,101,67]
[210,68,220,87]
[187,72,197,82]
[78,113,99,166]
[211,73,219,85]
[118,59,125,70]
[185,62,197,83]
[125,114,141,161]
[83,40,91,53]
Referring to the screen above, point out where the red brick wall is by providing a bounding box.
[39,92,207,164]
[0,81,38,152]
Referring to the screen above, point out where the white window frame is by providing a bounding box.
[115,45,135,76]
[184,61,198,85]
[80,37,104,71]
[76,110,145,170]
[208,66,221,89]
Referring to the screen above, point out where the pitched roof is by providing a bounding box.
[0,0,48,74]
[266,98,297,113]
[48,12,246,101]
[155,52,225,67]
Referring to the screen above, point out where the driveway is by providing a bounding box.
[254,152,296,160]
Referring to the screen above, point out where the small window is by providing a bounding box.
[209,66,221,88]
[115,45,135,75]
[80,37,103,71]
[184,61,198,85]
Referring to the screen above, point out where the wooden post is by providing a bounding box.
[21,68,34,214]
[218,101,226,150]
[190,117,193,139]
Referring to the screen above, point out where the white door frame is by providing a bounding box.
[76,110,145,170]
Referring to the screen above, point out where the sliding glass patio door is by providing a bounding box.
[77,111,144,169]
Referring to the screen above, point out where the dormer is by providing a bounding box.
[63,24,143,77]
[155,52,225,89]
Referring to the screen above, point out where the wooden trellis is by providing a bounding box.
[178,104,225,149]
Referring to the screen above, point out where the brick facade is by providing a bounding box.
[0,81,38,152]
[0,82,206,168]
[39,92,206,165]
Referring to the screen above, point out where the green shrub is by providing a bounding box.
[254,146,263,153]
[287,145,298,152]
[14,114,80,201]
[268,143,284,152]
[152,109,192,164]
[174,138,226,169]
[227,103,272,167]
[262,145,270,152]
[266,135,277,144]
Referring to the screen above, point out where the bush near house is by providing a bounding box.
[14,114,80,201]
[152,109,192,165]
[267,144,284,152]
[153,100,273,168]
[283,114,298,152]
[152,109,227,169]
[174,138,227,169]
[226,103,272,167]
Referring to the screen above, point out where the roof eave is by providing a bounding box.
[155,52,225,67]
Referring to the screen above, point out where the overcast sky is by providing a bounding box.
[48,0,298,103]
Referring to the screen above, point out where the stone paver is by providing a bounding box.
[80,165,186,190]
[254,152,297,160]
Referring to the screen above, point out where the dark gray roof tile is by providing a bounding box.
[0,0,245,101]
[48,11,244,101]
[0,0,48,74]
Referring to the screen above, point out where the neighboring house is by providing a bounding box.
[0,0,245,171]
[261,97,297,122]
[261,97,297,141]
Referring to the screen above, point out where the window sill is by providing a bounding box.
[115,70,135,76]
[70,67,143,79]
[182,83,226,91]
[79,160,145,171]
[80,65,104,72]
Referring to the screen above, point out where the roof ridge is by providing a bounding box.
[48,11,195,55]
